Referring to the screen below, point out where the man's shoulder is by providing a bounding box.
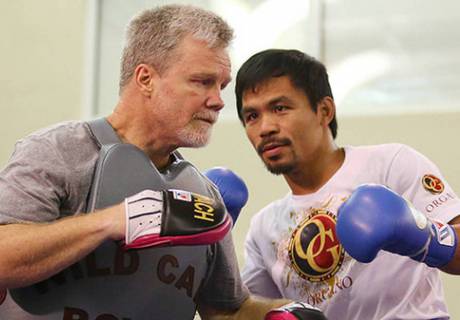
[252,194,291,221]
[12,120,99,168]
[22,120,89,140]
[348,143,408,156]
[345,143,413,165]
[15,120,92,148]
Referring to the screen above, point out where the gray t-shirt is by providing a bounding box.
[0,121,248,319]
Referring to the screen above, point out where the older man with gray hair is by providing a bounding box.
[0,5,325,320]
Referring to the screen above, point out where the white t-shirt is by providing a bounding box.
[242,144,460,320]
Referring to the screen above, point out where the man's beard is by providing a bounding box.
[177,111,218,147]
[263,160,295,175]
[177,121,213,148]
[256,137,295,175]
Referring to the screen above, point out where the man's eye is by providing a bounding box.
[244,113,257,123]
[195,79,213,86]
[274,105,287,112]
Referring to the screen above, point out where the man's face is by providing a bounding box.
[241,76,325,175]
[151,35,231,148]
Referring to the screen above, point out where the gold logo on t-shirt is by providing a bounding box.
[422,174,444,194]
[288,209,344,282]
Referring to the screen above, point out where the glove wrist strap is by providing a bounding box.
[412,220,457,268]
[125,190,164,245]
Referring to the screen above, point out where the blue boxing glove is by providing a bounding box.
[203,167,249,224]
[337,184,457,268]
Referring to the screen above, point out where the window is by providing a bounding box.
[88,0,460,118]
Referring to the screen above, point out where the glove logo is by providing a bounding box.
[288,209,344,282]
[193,193,216,222]
[422,174,444,194]
[432,221,456,247]
[172,190,192,202]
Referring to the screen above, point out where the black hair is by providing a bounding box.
[235,49,337,139]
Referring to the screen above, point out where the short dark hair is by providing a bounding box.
[235,49,338,139]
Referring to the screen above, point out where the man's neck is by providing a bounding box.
[285,145,345,196]
[106,108,175,170]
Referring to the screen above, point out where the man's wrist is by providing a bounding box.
[93,203,126,241]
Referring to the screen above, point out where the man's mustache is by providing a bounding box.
[257,138,291,155]
[193,111,219,124]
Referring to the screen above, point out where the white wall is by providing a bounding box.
[0,1,87,162]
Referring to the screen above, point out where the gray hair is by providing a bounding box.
[119,4,234,92]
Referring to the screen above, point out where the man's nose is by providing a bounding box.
[206,87,225,111]
[259,114,280,137]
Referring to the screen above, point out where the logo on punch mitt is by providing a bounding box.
[289,209,344,282]
[422,174,444,194]
[171,190,217,223]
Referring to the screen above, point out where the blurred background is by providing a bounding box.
[1,0,460,316]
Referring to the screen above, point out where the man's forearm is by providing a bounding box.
[0,205,123,288]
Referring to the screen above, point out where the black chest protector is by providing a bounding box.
[9,118,217,320]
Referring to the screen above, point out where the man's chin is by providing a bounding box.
[179,131,211,148]
[264,161,294,175]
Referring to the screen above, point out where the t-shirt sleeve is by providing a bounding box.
[0,137,67,224]
[195,231,249,311]
[386,144,460,223]
[242,216,282,299]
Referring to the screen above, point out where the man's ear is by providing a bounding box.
[133,63,159,96]
[318,96,336,126]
